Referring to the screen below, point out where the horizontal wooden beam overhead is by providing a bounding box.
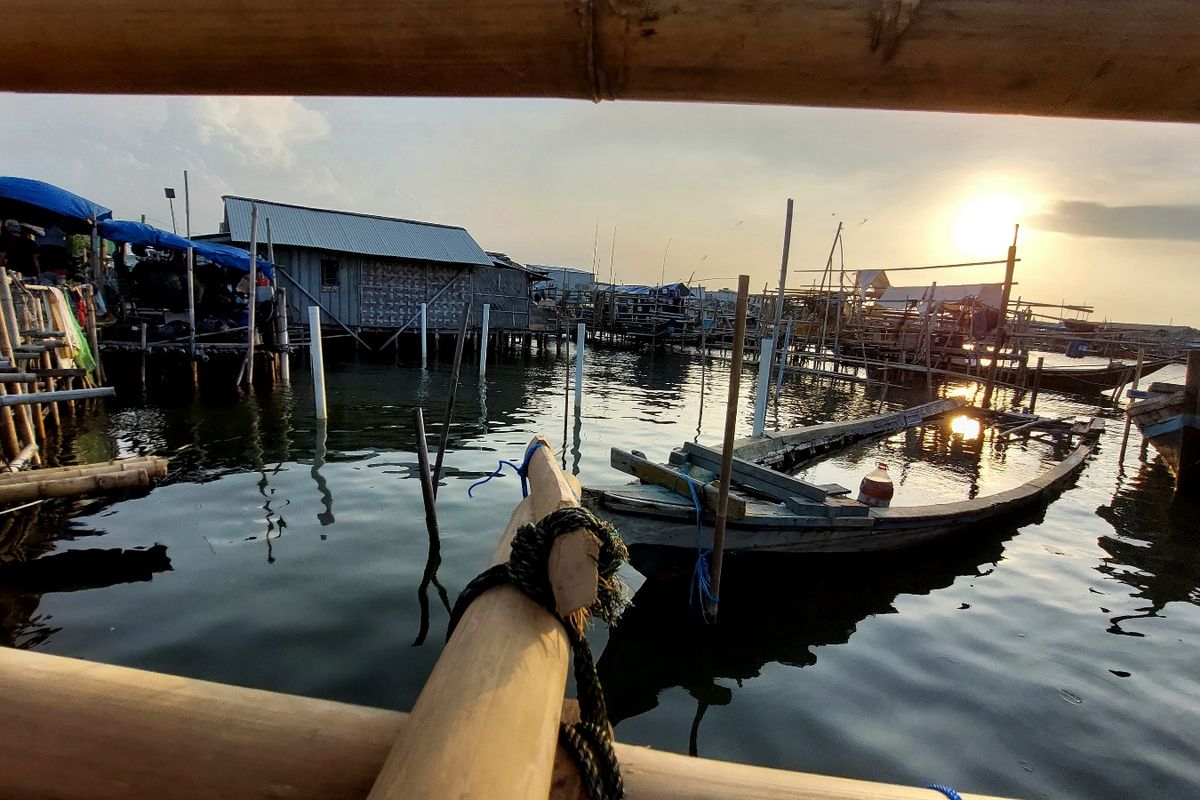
[5,1,1200,123]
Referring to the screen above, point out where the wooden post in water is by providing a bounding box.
[431,307,470,496]
[242,204,259,387]
[412,407,441,551]
[1028,356,1044,414]
[83,284,103,384]
[710,274,750,618]
[419,302,428,367]
[1117,347,1145,465]
[277,287,291,385]
[365,435,600,800]
[1177,349,1200,496]
[751,335,774,437]
[769,199,794,375]
[478,303,490,377]
[308,306,327,419]
[184,169,196,362]
[981,225,1019,408]
[774,315,793,394]
[574,321,584,413]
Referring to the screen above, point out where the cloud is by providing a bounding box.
[191,97,331,170]
[1031,200,1200,242]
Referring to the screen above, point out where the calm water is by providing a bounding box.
[2,346,1197,799]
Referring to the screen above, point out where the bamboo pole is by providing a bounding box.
[0,270,41,463]
[0,1,1194,125]
[184,169,196,361]
[0,468,149,503]
[0,456,167,484]
[83,283,104,384]
[1116,346,1144,466]
[365,435,599,800]
[431,306,470,496]
[4,442,37,472]
[0,621,1013,800]
[709,274,750,618]
[0,387,115,406]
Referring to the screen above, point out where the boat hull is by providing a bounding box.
[585,441,1093,572]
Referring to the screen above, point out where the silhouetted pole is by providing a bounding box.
[981,224,1019,408]
[1028,356,1044,414]
[412,407,441,557]
[478,303,490,377]
[574,322,585,412]
[710,273,750,618]
[770,199,794,377]
[431,307,470,496]
[1117,347,1144,465]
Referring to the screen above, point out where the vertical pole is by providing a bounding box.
[710,274,750,619]
[277,289,291,385]
[139,322,148,392]
[420,302,428,367]
[574,322,585,412]
[982,225,1019,408]
[90,226,102,284]
[775,315,793,393]
[81,283,103,385]
[308,306,327,419]
[1028,356,1044,414]
[770,200,793,342]
[432,307,470,496]
[923,282,937,396]
[752,336,774,437]
[1117,347,1145,465]
[1175,350,1200,495]
[244,204,259,387]
[478,303,490,377]
[184,170,196,361]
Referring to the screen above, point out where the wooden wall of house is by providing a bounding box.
[274,249,532,332]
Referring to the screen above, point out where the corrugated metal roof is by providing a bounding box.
[223,196,492,267]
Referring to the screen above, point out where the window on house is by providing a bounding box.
[320,259,340,289]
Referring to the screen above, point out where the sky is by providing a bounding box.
[2,94,1197,325]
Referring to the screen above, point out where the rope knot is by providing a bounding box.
[448,505,630,800]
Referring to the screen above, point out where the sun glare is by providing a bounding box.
[952,193,1023,260]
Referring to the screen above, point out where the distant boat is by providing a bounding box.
[1035,359,1171,393]
[584,400,1102,576]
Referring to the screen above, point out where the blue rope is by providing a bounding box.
[673,468,718,615]
[925,784,962,800]
[468,440,547,498]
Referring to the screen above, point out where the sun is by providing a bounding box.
[952,193,1023,259]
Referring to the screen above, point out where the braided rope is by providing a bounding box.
[447,506,629,800]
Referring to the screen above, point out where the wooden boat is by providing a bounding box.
[1127,350,1199,493]
[1034,359,1171,393]
[585,405,1103,573]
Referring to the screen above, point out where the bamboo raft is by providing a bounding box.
[0,435,1011,800]
[587,407,1102,572]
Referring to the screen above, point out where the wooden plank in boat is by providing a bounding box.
[671,443,844,502]
[783,496,871,518]
[610,448,748,520]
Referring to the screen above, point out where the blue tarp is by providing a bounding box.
[98,219,273,279]
[98,219,192,251]
[0,177,112,227]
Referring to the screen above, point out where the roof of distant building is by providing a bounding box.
[222,196,492,267]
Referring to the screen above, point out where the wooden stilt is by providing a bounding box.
[710,274,750,618]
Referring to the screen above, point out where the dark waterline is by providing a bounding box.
[2,347,1197,800]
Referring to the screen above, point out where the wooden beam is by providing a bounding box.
[0,646,1014,800]
[4,2,1200,123]
[610,447,747,520]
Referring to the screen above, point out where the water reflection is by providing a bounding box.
[311,420,334,528]
[1095,459,1200,634]
[599,531,1016,738]
[0,504,172,648]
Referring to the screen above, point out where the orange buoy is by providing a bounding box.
[857,462,894,507]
